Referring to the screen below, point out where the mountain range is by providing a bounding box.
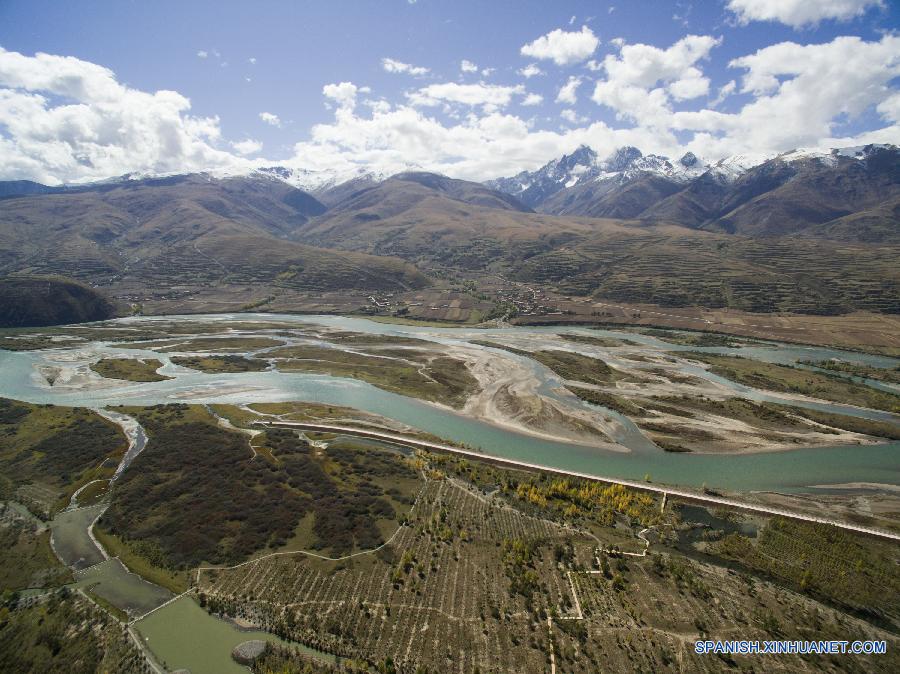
[0,143,897,320]
[487,144,900,243]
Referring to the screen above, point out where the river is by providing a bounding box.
[0,313,897,494]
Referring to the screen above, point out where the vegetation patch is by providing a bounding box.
[712,517,900,628]
[171,354,269,373]
[799,358,900,385]
[101,405,420,568]
[0,399,126,516]
[566,386,645,416]
[90,357,170,382]
[764,404,900,440]
[0,507,71,591]
[271,344,477,408]
[684,353,900,413]
[0,589,145,673]
[473,341,623,385]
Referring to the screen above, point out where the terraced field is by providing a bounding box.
[515,232,900,314]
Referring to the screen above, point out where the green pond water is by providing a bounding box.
[133,595,335,674]
[74,557,172,618]
[50,505,106,570]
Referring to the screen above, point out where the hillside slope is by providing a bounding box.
[0,276,118,327]
[0,175,427,292]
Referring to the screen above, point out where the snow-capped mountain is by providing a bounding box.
[485,145,711,209]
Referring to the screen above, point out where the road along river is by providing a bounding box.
[0,313,897,494]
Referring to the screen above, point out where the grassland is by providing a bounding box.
[269,344,477,408]
[171,354,269,373]
[684,353,900,413]
[0,398,127,516]
[90,357,170,382]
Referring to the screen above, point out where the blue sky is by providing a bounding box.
[1,0,898,184]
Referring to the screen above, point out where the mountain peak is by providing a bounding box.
[604,146,643,172]
[679,152,699,168]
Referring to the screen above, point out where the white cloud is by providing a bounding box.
[232,138,263,155]
[560,109,587,124]
[518,63,543,78]
[0,47,242,185]
[673,35,900,158]
[197,50,208,59]
[323,82,365,110]
[877,92,900,124]
[556,76,582,104]
[381,57,429,76]
[407,82,525,110]
[248,57,257,65]
[520,26,599,66]
[592,35,720,126]
[259,111,281,127]
[710,80,737,108]
[460,60,479,73]
[726,0,883,28]
[3,39,899,189]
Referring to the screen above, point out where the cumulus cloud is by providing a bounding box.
[2,37,899,188]
[197,50,208,59]
[259,111,281,126]
[592,35,720,126]
[520,26,599,66]
[673,35,900,157]
[460,60,479,73]
[726,0,883,28]
[231,138,262,155]
[323,81,367,110]
[518,63,543,78]
[556,76,582,104]
[407,82,525,110]
[381,57,429,76]
[0,46,242,184]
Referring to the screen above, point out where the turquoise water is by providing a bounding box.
[1,313,897,494]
